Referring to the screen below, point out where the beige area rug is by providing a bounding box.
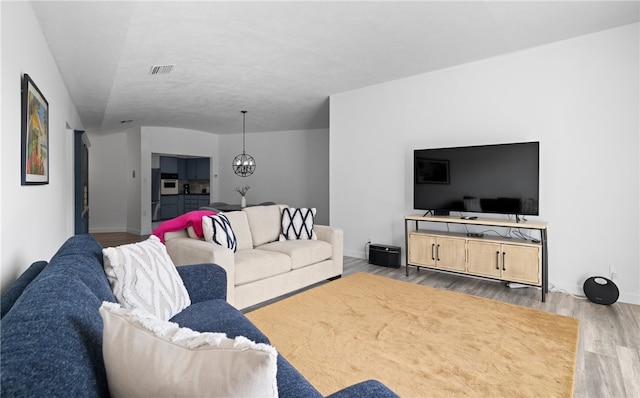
[246,273,579,397]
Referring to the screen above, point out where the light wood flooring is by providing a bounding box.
[92,232,148,247]
[93,232,639,398]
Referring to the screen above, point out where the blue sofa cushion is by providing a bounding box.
[0,260,47,319]
[176,263,227,303]
[170,299,270,344]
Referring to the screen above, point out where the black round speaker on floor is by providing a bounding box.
[583,276,619,305]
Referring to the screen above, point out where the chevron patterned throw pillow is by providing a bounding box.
[202,214,238,252]
[279,207,317,241]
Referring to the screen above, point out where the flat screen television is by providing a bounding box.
[414,141,539,216]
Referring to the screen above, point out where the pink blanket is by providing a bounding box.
[152,210,216,243]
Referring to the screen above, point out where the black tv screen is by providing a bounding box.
[414,141,539,216]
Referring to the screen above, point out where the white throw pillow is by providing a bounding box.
[279,208,317,241]
[202,214,238,252]
[99,302,278,398]
[102,235,190,321]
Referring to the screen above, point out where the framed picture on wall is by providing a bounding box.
[21,73,49,185]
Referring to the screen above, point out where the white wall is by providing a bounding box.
[218,128,330,225]
[127,128,142,234]
[0,2,84,292]
[330,23,639,304]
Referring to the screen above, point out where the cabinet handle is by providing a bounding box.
[437,244,441,261]
[502,252,506,271]
[431,243,435,260]
[496,251,500,270]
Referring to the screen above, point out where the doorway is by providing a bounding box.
[74,130,89,234]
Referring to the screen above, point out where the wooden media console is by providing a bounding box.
[404,214,549,301]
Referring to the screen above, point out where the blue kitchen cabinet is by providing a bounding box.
[160,195,178,220]
[186,158,210,179]
[159,156,178,174]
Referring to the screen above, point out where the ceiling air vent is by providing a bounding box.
[148,64,175,75]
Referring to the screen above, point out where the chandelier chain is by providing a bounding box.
[242,110,246,153]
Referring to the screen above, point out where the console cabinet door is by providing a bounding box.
[436,237,466,272]
[467,241,502,278]
[468,241,541,284]
[501,244,541,285]
[408,233,436,267]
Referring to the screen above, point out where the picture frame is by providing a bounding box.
[415,158,449,184]
[21,74,49,185]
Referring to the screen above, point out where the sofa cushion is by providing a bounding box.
[260,240,333,270]
[176,264,227,304]
[100,302,278,398]
[202,213,237,252]
[224,210,253,250]
[279,207,317,241]
[171,300,269,343]
[235,249,292,286]
[244,205,285,247]
[102,235,190,321]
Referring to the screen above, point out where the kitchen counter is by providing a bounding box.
[161,193,210,196]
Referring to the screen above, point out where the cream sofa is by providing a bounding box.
[165,205,343,310]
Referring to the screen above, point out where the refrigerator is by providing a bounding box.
[151,168,161,221]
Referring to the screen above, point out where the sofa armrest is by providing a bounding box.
[1,260,48,319]
[325,380,399,398]
[176,263,227,303]
[165,237,236,306]
[315,225,344,275]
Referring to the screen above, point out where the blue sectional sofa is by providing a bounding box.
[1,235,397,397]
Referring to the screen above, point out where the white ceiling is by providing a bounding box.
[31,1,639,135]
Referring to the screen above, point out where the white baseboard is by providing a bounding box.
[344,249,366,259]
[89,227,127,233]
[88,227,144,236]
[343,250,639,305]
[126,227,142,236]
[551,281,639,305]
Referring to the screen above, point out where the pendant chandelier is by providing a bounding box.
[232,110,256,177]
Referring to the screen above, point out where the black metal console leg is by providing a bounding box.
[541,229,548,302]
[405,219,410,277]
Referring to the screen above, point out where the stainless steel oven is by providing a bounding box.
[160,173,179,195]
